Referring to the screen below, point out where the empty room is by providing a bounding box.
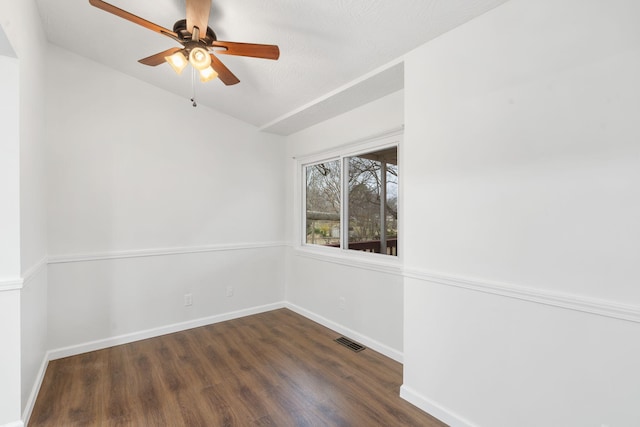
[1,0,639,426]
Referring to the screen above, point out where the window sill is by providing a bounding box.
[292,244,402,275]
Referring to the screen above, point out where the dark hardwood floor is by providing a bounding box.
[30,308,446,426]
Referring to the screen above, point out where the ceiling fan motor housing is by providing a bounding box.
[173,19,217,44]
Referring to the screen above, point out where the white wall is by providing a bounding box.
[19,269,47,423]
[0,0,48,274]
[15,16,47,277]
[0,1,49,424]
[285,90,406,359]
[0,42,21,427]
[47,248,284,350]
[46,46,285,255]
[0,54,19,281]
[45,46,287,351]
[402,0,640,426]
[0,290,21,427]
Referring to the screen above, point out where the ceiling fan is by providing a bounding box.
[88,0,280,86]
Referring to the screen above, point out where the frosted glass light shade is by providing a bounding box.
[189,48,211,71]
[199,66,218,82]
[165,51,188,75]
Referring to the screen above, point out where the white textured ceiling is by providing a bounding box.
[35,0,509,134]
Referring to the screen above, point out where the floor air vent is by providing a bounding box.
[335,336,366,352]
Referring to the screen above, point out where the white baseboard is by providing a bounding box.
[284,302,403,363]
[21,354,49,427]
[400,385,479,427]
[48,302,285,360]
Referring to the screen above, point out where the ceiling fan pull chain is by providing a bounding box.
[191,66,197,107]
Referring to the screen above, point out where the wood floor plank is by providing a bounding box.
[30,308,447,426]
[30,357,74,425]
[103,345,133,425]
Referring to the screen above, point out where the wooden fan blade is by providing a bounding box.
[138,48,182,66]
[210,54,240,86]
[88,0,178,40]
[212,41,280,60]
[186,0,211,40]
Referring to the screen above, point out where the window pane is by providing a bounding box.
[347,147,398,256]
[305,160,341,247]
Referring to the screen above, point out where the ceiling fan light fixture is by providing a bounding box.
[189,47,211,71]
[165,51,188,74]
[199,66,218,82]
[89,0,280,88]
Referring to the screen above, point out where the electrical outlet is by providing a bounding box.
[338,297,346,310]
[184,293,193,306]
[226,286,234,297]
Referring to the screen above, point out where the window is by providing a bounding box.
[305,159,341,247]
[303,144,398,257]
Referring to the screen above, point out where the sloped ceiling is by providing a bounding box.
[35,0,509,134]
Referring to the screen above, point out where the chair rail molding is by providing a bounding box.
[0,278,23,292]
[404,268,640,324]
[48,241,287,264]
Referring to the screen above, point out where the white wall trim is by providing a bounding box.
[47,241,286,264]
[405,268,640,324]
[48,302,286,360]
[285,302,403,363]
[21,255,48,285]
[0,256,48,291]
[400,385,478,427]
[294,247,402,276]
[0,421,24,427]
[21,354,48,427]
[292,126,404,162]
[0,278,22,291]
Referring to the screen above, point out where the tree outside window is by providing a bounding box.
[305,159,341,246]
[304,146,398,256]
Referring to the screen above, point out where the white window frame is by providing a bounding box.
[296,128,403,263]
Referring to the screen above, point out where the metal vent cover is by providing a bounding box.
[335,336,366,352]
